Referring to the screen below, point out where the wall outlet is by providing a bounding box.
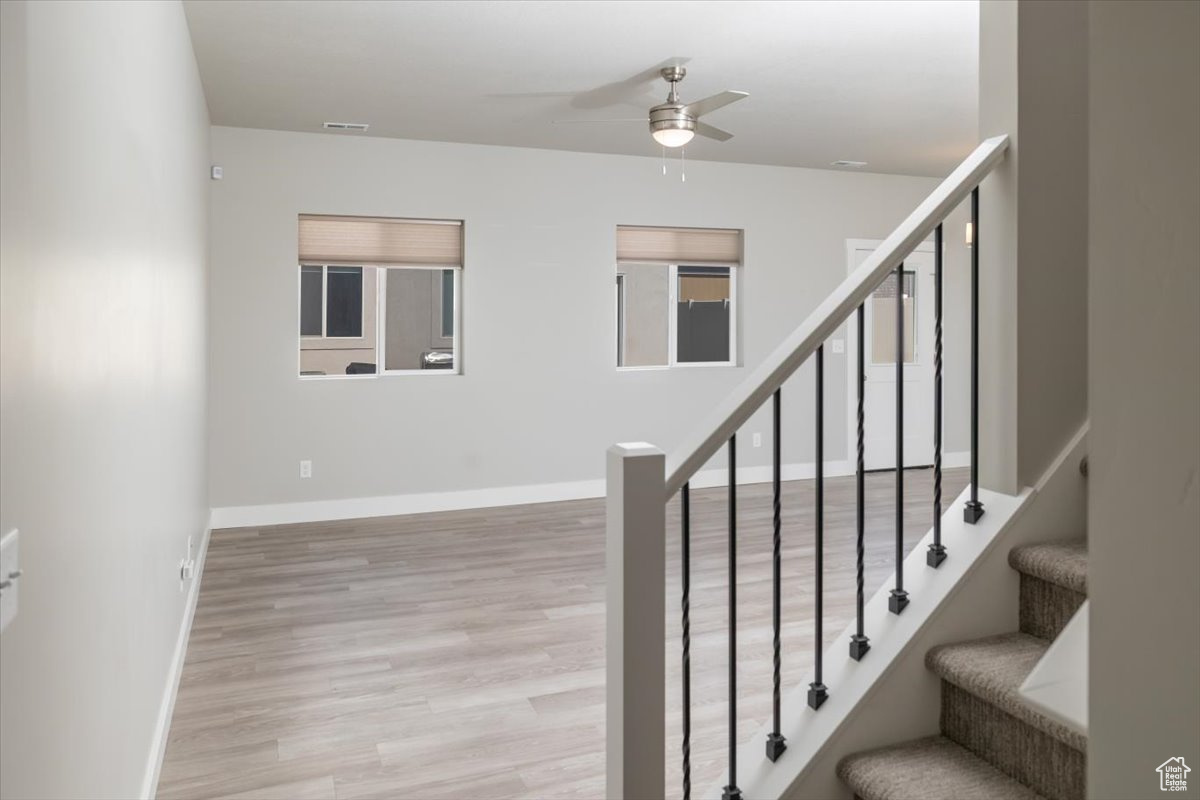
[752,432,762,448]
[299,460,312,479]
[832,339,845,354]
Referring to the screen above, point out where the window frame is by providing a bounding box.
[297,262,462,380]
[377,264,462,377]
[615,261,739,371]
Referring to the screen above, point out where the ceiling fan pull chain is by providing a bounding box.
[663,145,668,176]
[681,147,687,182]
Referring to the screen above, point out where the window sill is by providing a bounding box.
[299,371,461,380]
[616,363,739,372]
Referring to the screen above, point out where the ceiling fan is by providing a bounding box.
[556,66,749,148]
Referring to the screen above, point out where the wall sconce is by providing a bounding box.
[965,221,974,248]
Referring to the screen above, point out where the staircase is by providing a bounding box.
[837,540,1088,800]
[604,135,1018,800]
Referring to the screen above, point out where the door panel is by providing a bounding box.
[851,245,935,471]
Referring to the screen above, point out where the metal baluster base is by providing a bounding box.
[722,786,744,800]
[765,733,787,762]
[888,589,909,615]
[849,634,871,661]
[963,500,985,524]
[807,682,828,710]
[926,543,948,568]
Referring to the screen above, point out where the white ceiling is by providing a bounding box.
[183,0,979,176]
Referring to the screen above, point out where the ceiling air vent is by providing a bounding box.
[831,160,868,168]
[323,122,369,132]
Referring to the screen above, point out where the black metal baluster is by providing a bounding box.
[766,391,787,761]
[889,268,910,614]
[809,347,829,709]
[722,436,742,800]
[964,187,986,523]
[928,224,948,567]
[850,305,870,660]
[681,483,693,800]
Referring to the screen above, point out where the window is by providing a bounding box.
[676,266,732,364]
[297,215,462,378]
[870,270,916,364]
[300,265,365,338]
[615,226,741,368]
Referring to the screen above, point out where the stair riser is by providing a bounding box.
[942,681,1085,800]
[1018,573,1086,640]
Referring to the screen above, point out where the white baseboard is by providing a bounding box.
[209,459,858,529]
[943,449,971,468]
[140,515,212,800]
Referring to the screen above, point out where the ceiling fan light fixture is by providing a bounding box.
[652,126,695,148]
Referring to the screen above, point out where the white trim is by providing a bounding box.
[140,516,212,800]
[209,460,856,529]
[942,450,970,469]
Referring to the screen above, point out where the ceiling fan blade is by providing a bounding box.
[551,118,647,125]
[694,121,734,142]
[682,90,749,119]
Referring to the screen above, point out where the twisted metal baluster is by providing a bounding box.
[808,346,829,708]
[766,390,786,761]
[850,305,870,660]
[929,224,947,567]
[681,482,693,800]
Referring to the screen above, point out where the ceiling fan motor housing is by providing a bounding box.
[649,103,695,137]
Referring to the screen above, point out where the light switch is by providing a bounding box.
[0,529,20,634]
[831,339,846,354]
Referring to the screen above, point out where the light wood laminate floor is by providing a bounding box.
[158,468,968,800]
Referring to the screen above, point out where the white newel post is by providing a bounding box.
[606,442,666,800]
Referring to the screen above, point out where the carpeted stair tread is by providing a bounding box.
[926,633,1087,752]
[837,735,1046,800]
[1008,541,1087,595]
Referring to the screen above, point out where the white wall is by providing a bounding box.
[1087,1,1200,796]
[0,2,210,798]
[209,126,977,512]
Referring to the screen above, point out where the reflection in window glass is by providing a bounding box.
[300,266,323,336]
[298,265,377,376]
[615,264,669,367]
[440,269,454,338]
[676,266,731,363]
[870,270,916,364]
[325,266,364,338]
[384,268,458,372]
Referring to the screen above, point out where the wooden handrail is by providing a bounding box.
[664,135,1010,498]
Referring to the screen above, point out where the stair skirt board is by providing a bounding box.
[941,682,1085,800]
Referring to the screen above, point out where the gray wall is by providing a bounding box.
[978,0,1090,493]
[208,126,977,509]
[1087,1,1200,796]
[0,1,210,798]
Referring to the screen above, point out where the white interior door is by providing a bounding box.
[847,241,935,471]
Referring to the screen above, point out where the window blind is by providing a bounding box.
[616,225,742,265]
[299,215,463,266]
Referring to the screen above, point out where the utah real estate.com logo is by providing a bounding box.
[1157,757,1191,792]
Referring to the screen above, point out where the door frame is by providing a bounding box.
[843,238,935,472]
